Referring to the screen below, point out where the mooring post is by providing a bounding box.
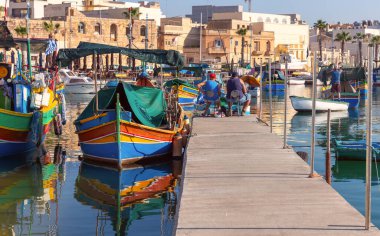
[309,53,319,178]
[283,54,288,149]
[268,58,273,133]
[259,58,263,119]
[365,46,374,230]
[326,109,331,185]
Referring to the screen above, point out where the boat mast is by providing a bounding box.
[26,0,32,80]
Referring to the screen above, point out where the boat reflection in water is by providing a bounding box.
[0,144,66,235]
[74,159,182,235]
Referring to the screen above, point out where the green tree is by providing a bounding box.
[370,35,380,67]
[236,28,247,67]
[353,33,365,66]
[123,8,141,49]
[14,26,27,38]
[335,31,352,63]
[43,19,60,37]
[313,19,328,61]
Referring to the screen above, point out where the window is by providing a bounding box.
[235,41,239,46]
[110,24,117,41]
[215,57,221,62]
[282,19,288,24]
[69,79,85,83]
[215,39,222,48]
[274,18,279,24]
[254,41,260,51]
[126,27,131,36]
[140,25,146,36]
[187,57,194,64]
[95,23,101,35]
[78,22,85,34]
[12,9,28,18]
[266,41,271,52]
[265,17,271,23]
[237,24,240,29]
[242,25,246,28]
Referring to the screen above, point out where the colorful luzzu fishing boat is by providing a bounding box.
[75,82,184,166]
[164,79,198,112]
[0,62,63,157]
[75,161,177,234]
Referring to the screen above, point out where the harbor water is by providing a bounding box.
[3,84,380,235]
[260,85,380,228]
[0,94,182,236]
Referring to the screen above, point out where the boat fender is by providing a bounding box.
[29,111,43,146]
[172,132,183,157]
[53,113,63,136]
[184,115,191,134]
[181,127,188,148]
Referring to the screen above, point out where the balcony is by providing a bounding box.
[264,51,274,56]
[208,47,225,54]
[252,50,263,56]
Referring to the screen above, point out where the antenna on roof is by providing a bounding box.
[244,0,252,12]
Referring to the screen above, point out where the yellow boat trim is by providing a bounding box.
[85,133,161,144]
[79,113,108,124]
[0,108,32,117]
[77,119,177,135]
[0,125,29,132]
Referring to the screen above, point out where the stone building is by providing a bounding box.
[202,19,274,65]
[6,8,157,67]
[158,17,199,53]
[213,11,309,61]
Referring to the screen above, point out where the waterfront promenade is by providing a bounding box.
[175,116,380,236]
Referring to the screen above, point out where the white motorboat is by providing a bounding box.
[290,96,349,112]
[287,77,305,85]
[248,87,261,97]
[59,69,100,94]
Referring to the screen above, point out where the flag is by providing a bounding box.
[45,39,56,56]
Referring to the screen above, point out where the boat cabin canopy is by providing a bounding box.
[57,42,184,68]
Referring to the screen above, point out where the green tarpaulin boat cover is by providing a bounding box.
[76,82,166,128]
[163,79,194,89]
[57,42,184,68]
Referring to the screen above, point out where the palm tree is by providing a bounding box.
[313,19,328,61]
[370,35,380,67]
[123,8,141,49]
[236,28,247,67]
[353,33,365,66]
[335,31,352,64]
[14,26,27,38]
[43,19,60,37]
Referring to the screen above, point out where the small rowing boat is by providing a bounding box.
[290,96,349,112]
[334,140,380,161]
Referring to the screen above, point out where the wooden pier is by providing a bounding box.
[175,116,380,236]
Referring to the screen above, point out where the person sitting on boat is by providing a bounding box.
[226,72,251,116]
[197,73,221,116]
[330,65,341,99]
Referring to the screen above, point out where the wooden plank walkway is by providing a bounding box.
[175,116,380,236]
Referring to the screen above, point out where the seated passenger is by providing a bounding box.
[197,73,221,116]
[226,72,251,116]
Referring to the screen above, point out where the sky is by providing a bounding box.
[139,0,380,25]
